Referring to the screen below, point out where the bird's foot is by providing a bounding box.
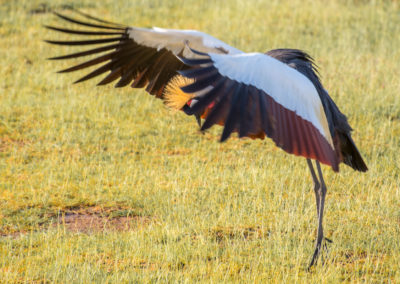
[323,237,332,250]
[308,237,333,270]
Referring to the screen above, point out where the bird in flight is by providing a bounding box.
[45,10,368,268]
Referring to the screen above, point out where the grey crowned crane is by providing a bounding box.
[45,11,368,268]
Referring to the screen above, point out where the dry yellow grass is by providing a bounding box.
[0,0,399,282]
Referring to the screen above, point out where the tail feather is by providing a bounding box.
[336,131,368,172]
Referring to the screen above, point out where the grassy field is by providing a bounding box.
[1,0,399,282]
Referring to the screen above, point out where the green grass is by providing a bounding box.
[1,0,399,282]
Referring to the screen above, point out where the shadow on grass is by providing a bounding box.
[209,226,271,243]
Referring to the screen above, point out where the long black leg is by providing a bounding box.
[308,160,329,268]
[307,159,320,214]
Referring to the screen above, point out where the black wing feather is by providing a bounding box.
[46,12,188,98]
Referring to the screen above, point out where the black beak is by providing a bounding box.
[194,113,202,127]
[182,102,202,128]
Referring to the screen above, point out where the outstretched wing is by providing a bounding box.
[264,49,367,172]
[45,11,242,98]
[179,50,340,171]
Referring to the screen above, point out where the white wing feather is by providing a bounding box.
[209,52,334,148]
[128,27,242,57]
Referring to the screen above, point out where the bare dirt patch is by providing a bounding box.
[56,211,150,233]
[0,136,26,152]
[53,206,151,233]
[1,206,151,237]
